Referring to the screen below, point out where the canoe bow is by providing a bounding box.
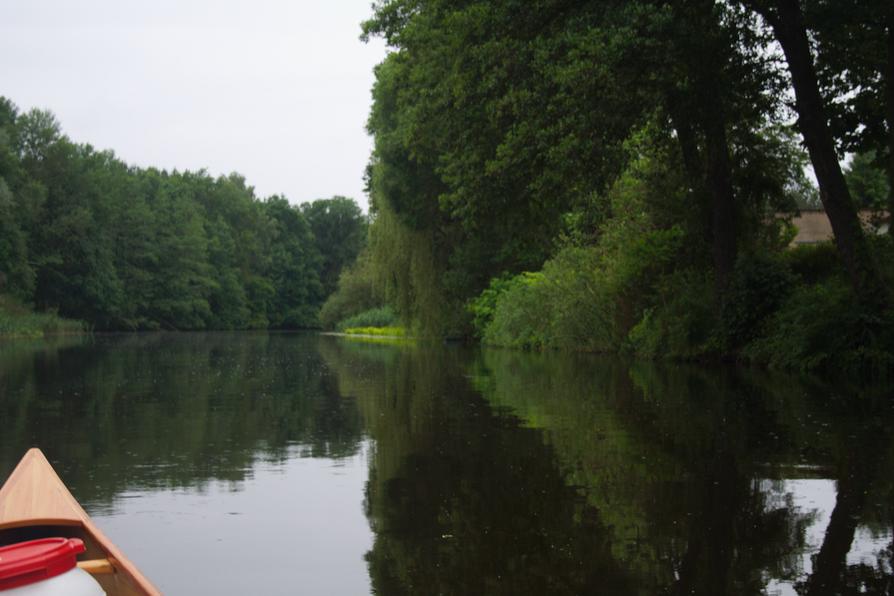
[0,449,161,595]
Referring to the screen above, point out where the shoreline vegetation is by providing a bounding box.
[0,296,87,339]
[0,97,366,334]
[323,328,410,345]
[340,326,406,337]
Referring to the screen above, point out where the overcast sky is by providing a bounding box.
[0,0,387,210]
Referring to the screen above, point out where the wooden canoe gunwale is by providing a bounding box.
[0,518,81,531]
[0,448,161,596]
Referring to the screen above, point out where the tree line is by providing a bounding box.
[0,98,366,331]
[331,0,894,370]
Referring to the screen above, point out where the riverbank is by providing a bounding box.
[470,241,894,375]
[0,296,88,339]
[322,327,410,344]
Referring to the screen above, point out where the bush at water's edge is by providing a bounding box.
[342,326,406,337]
[0,295,88,338]
[335,306,398,332]
[470,238,894,376]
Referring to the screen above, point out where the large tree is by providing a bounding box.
[266,196,325,328]
[300,196,366,298]
[743,0,887,306]
[806,0,894,232]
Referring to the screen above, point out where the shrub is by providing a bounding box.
[869,234,894,288]
[627,270,718,359]
[319,255,378,329]
[482,272,551,349]
[0,295,88,338]
[475,250,610,350]
[782,242,839,284]
[720,252,795,349]
[336,306,398,331]
[475,171,688,352]
[743,277,894,373]
[538,247,613,351]
[467,274,518,338]
[478,224,688,352]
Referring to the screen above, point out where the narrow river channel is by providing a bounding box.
[1,333,892,594]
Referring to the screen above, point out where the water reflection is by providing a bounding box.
[320,339,636,594]
[0,333,365,506]
[323,342,894,595]
[1,334,892,594]
[474,351,894,595]
[0,333,373,594]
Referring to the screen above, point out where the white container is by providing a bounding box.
[2,566,105,595]
[0,538,105,595]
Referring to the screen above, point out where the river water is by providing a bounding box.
[0,333,891,595]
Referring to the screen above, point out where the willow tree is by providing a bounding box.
[363,51,451,335]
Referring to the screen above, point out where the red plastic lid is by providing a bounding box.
[0,538,85,591]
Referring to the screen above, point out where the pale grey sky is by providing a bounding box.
[0,0,387,210]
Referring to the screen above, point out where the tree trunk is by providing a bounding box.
[803,425,886,596]
[668,102,713,246]
[753,0,886,305]
[660,0,741,296]
[684,0,738,294]
[701,107,738,293]
[669,106,738,294]
[803,474,866,595]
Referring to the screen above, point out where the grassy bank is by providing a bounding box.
[0,296,88,338]
[342,326,406,337]
[326,326,411,346]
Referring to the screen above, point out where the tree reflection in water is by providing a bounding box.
[1,334,892,594]
[321,340,894,595]
[0,333,365,506]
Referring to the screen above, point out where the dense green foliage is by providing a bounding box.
[0,97,362,331]
[845,151,891,209]
[360,0,893,372]
[335,305,398,331]
[318,252,380,329]
[807,0,893,219]
[473,240,894,371]
[301,196,367,297]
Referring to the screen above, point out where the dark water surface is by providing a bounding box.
[1,333,892,595]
